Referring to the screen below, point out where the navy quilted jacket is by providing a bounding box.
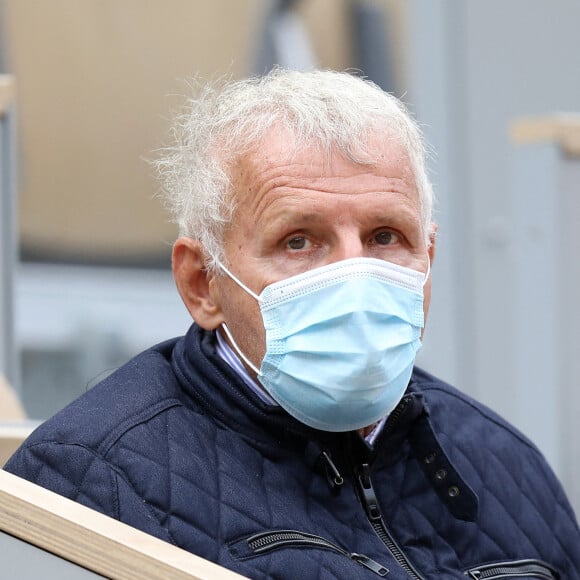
[5,324,580,579]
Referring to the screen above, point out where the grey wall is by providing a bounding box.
[1,530,105,579]
[407,0,580,512]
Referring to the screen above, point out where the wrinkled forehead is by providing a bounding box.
[220,130,422,249]
[226,123,416,189]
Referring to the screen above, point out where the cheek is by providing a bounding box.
[220,285,268,366]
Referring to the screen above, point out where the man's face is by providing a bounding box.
[208,131,435,373]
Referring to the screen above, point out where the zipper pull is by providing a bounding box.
[350,553,389,576]
[355,465,425,579]
[321,451,344,490]
[304,442,344,492]
[356,463,382,521]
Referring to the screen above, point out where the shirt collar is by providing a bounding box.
[214,329,277,405]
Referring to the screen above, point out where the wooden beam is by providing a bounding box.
[0,421,39,467]
[0,374,26,420]
[0,470,248,580]
[510,114,580,157]
[0,76,15,117]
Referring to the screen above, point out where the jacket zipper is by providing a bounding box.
[465,559,558,579]
[356,463,425,580]
[245,530,388,576]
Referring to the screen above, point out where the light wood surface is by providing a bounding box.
[0,373,28,467]
[510,114,580,157]
[0,75,15,116]
[2,1,396,262]
[0,373,26,420]
[0,469,248,579]
[0,421,39,467]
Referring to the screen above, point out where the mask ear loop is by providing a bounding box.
[216,261,261,301]
[220,322,261,376]
[422,258,431,288]
[215,261,262,375]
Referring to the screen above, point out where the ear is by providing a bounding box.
[172,237,224,330]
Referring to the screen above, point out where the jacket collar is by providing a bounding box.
[174,324,479,521]
[406,383,479,522]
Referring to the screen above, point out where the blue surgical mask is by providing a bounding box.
[219,257,428,432]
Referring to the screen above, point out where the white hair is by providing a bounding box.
[155,69,434,267]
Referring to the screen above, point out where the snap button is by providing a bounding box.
[423,452,437,464]
[448,485,460,498]
[435,468,447,481]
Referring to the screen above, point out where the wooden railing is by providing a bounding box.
[511,113,580,157]
[0,469,248,579]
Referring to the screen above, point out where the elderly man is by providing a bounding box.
[5,70,580,579]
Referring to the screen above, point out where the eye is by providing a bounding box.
[286,236,310,250]
[374,230,399,245]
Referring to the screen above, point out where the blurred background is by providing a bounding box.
[0,0,579,513]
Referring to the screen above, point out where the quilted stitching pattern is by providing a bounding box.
[5,327,580,579]
[404,380,580,576]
